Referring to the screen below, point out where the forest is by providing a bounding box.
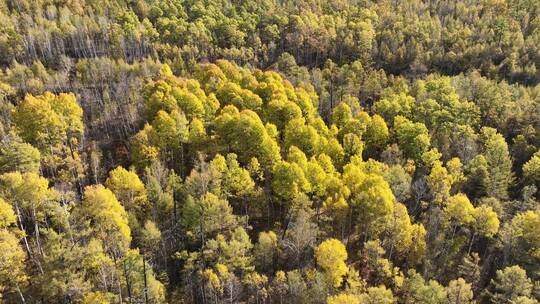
[1,0,540,303]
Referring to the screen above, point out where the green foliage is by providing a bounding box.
[272,160,311,203]
[0,171,57,222]
[0,136,40,173]
[361,285,394,304]
[215,106,281,168]
[523,151,540,187]
[373,92,414,123]
[472,205,500,238]
[202,227,254,273]
[393,116,431,164]
[480,127,514,200]
[254,231,278,271]
[120,249,166,303]
[402,270,447,304]
[488,266,534,303]
[510,208,540,259]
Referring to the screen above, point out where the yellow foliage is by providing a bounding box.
[327,293,361,304]
[106,166,147,214]
[315,238,349,287]
[82,185,131,255]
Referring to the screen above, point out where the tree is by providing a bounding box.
[472,205,499,238]
[33,231,94,302]
[0,171,57,258]
[373,92,414,123]
[216,82,263,112]
[382,202,421,260]
[487,266,533,303]
[393,116,431,164]
[464,155,489,199]
[202,227,254,273]
[181,192,238,243]
[80,185,131,256]
[140,220,162,259]
[315,238,348,287]
[283,118,321,157]
[106,166,148,217]
[427,161,452,206]
[11,91,85,185]
[143,68,218,121]
[0,136,40,173]
[131,109,189,171]
[444,194,475,228]
[12,92,83,151]
[408,224,427,264]
[513,297,539,304]
[361,286,394,304]
[272,160,311,203]
[364,114,389,155]
[6,8,540,302]
[0,229,26,301]
[523,151,540,187]
[281,208,319,268]
[0,198,15,228]
[130,124,160,170]
[81,292,111,304]
[264,99,303,132]
[383,165,412,202]
[343,163,395,236]
[214,153,257,204]
[120,249,166,303]
[402,270,447,304]
[254,231,278,272]
[480,127,514,200]
[509,208,540,259]
[214,106,281,168]
[149,109,188,166]
[331,103,353,129]
[458,253,482,293]
[446,278,474,304]
[327,293,361,304]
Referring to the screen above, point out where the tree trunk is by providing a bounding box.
[143,254,149,304]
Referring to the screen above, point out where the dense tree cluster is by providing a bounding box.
[2,0,540,303]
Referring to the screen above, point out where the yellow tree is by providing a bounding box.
[315,238,348,287]
[327,293,361,304]
[427,161,452,206]
[0,197,26,301]
[214,106,281,169]
[0,172,57,258]
[272,160,311,203]
[444,194,475,228]
[12,92,83,150]
[80,185,131,257]
[0,229,27,301]
[343,163,395,238]
[12,92,84,185]
[106,166,148,218]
